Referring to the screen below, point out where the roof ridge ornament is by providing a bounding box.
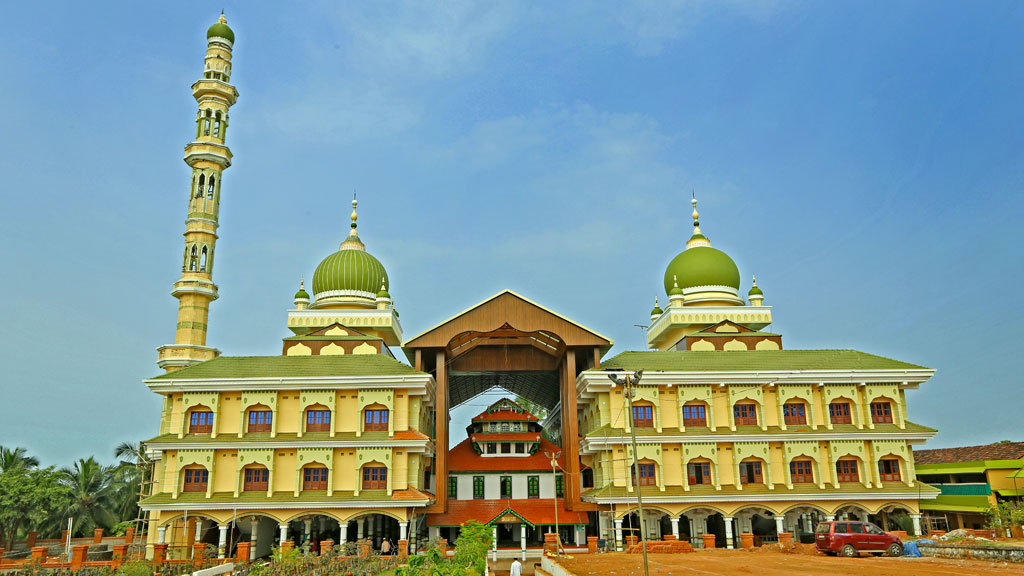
[340,193,366,252]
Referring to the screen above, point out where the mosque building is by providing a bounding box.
[139,16,939,560]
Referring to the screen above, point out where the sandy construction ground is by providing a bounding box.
[553,548,1023,576]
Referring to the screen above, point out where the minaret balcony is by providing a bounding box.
[184,142,232,168]
[191,79,238,105]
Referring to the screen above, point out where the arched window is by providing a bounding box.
[362,465,387,490]
[738,459,764,485]
[878,458,902,482]
[207,176,215,198]
[870,401,893,424]
[783,402,807,425]
[200,246,208,271]
[734,403,758,426]
[302,465,328,490]
[188,407,212,434]
[632,403,654,428]
[213,113,221,138]
[182,467,209,492]
[197,174,206,198]
[790,459,814,483]
[631,460,657,486]
[203,110,211,135]
[836,458,859,482]
[829,401,853,425]
[305,406,331,432]
[189,245,198,271]
[687,458,713,485]
[247,406,272,433]
[363,406,389,432]
[682,403,707,427]
[242,466,269,491]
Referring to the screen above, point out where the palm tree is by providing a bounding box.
[0,446,40,473]
[60,457,118,536]
[111,441,151,522]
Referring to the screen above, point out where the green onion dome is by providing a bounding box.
[311,198,389,303]
[663,246,741,295]
[650,297,663,317]
[748,283,763,297]
[294,280,310,301]
[207,14,235,44]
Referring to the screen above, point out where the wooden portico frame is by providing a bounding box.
[403,290,613,513]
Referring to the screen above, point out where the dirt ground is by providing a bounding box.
[555,548,1024,576]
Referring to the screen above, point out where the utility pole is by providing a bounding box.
[545,450,563,555]
[608,370,649,576]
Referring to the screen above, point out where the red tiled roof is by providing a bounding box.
[449,438,563,472]
[470,432,541,443]
[390,430,430,441]
[427,498,588,526]
[391,488,433,501]
[472,410,539,422]
[913,442,1024,465]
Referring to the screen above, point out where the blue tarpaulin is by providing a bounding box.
[902,539,935,557]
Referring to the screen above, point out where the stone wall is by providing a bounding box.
[918,543,1024,563]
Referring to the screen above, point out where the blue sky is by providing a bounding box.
[1,1,1021,465]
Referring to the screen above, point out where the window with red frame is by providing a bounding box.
[790,460,814,483]
[363,467,387,490]
[364,409,389,432]
[183,468,208,492]
[829,402,852,425]
[243,467,269,491]
[687,462,712,485]
[738,461,763,484]
[870,402,893,424]
[303,467,328,490]
[782,403,807,425]
[836,460,859,482]
[734,404,758,426]
[878,459,901,482]
[632,405,653,428]
[632,463,656,486]
[248,410,272,433]
[189,411,213,434]
[682,404,707,427]
[306,410,331,432]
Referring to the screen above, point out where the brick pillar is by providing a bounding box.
[31,546,48,563]
[112,544,128,568]
[625,534,637,548]
[70,545,89,570]
[663,534,677,541]
[26,531,37,548]
[124,526,135,544]
[193,542,207,565]
[359,539,370,558]
[321,539,334,556]
[544,532,558,555]
[778,532,793,545]
[235,542,251,563]
[739,533,754,549]
[153,543,168,563]
[398,539,409,560]
[93,528,104,545]
[281,541,295,553]
[438,538,447,557]
[587,536,598,553]
[701,534,716,549]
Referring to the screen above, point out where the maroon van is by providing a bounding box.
[815,521,903,557]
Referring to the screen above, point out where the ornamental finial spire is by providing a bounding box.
[218,11,227,24]
[350,193,358,233]
[685,193,711,249]
[339,193,366,251]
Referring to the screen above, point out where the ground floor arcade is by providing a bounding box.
[599,499,923,550]
[144,506,425,560]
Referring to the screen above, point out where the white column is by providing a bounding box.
[157,526,167,544]
[357,518,365,539]
[774,516,785,536]
[723,516,734,549]
[218,524,229,559]
[520,524,527,560]
[340,523,349,546]
[279,524,288,545]
[304,519,312,543]
[250,517,259,561]
[492,525,498,550]
[195,520,204,542]
[399,522,408,541]
[910,514,922,536]
[614,519,623,551]
[825,515,835,522]
[670,517,680,539]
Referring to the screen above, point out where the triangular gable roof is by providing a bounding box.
[402,290,613,351]
[471,398,539,422]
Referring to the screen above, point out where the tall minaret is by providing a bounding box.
[157,14,239,372]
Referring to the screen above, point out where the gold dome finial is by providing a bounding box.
[752,275,757,286]
[350,193,358,231]
[218,11,227,24]
[691,195,702,235]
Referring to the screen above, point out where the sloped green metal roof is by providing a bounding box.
[584,421,937,439]
[594,350,928,372]
[141,489,424,507]
[584,481,938,500]
[151,354,423,380]
[145,431,394,445]
[919,494,991,513]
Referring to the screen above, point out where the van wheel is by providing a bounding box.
[887,543,903,557]
[841,544,857,557]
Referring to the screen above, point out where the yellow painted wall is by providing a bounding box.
[763,389,779,427]
[219,393,241,435]
[393,450,409,490]
[394,391,409,431]
[337,450,357,491]
[274,450,297,493]
[662,443,683,486]
[338,392,358,433]
[213,451,237,492]
[660,387,679,429]
[277,394,300,434]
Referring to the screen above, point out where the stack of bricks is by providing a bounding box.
[625,538,694,554]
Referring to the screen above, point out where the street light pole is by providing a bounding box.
[545,451,562,555]
[608,370,649,576]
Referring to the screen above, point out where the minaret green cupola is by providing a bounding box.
[310,197,390,308]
